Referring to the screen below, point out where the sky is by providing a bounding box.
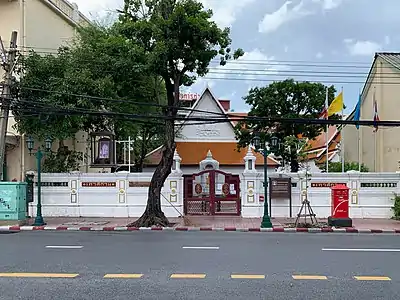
[72,0,400,114]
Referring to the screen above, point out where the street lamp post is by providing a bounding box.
[253,134,279,228]
[26,136,52,226]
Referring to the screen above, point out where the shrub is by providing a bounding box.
[391,193,400,220]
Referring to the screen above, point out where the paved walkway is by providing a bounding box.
[2,216,398,232]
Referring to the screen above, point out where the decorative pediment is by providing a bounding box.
[199,150,219,170]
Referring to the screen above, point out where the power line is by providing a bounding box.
[16,47,376,69]
[17,86,230,117]
[7,96,400,130]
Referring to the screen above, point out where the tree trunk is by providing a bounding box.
[128,78,178,227]
[128,119,175,227]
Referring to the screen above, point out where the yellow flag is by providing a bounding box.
[327,92,343,116]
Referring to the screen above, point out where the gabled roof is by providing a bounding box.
[182,85,236,128]
[347,52,400,121]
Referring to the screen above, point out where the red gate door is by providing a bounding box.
[183,171,212,215]
[184,170,241,216]
[212,170,241,216]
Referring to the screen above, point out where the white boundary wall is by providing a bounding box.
[29,171,184,218]
[29,170,400,219]
[241,171,400,219]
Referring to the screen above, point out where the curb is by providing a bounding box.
[0,226,399,234]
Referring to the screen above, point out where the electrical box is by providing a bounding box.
[0,182,27,221]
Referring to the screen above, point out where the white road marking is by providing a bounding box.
[45,246,83,249]
[182,246,219,250]
[322,248,400,252]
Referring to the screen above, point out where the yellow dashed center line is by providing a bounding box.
[170,274,206,279]
[104,274,143,279]
[0,273,79,278]
[231,274,265,279]
[292,275,328,280]
[354,276,391,281]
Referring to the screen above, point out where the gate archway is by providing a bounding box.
[183,170,241,216]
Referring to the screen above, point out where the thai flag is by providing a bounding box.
[319,87,329,119]
[319,107,328,119]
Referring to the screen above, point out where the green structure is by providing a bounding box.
[26,136,52,226]
[253,134,280,228]
[0,182,27,221]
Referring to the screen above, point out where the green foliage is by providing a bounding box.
[119,0,244,97]
[286,135,311,162]
[320,161,369,172]
[13,24,166,172]
[392,193,400,220]
[235,79,338,172]
[43,144,83,173]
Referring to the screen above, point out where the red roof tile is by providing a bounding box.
[145,142,279,166]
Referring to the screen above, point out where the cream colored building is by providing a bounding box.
[343,52,400,172]
[0,0,90,180]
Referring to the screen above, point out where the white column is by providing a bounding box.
[172,149,182,173]
[165,149,183,217]
[242,147,261,217]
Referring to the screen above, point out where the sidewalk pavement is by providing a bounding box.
[1,216,400,233]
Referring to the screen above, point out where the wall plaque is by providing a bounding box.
[269,178,291,199]
[129,181,151,187]
[35,182,68,187]
[81,182,116,187]
[194,183,202,194]
[361,182,397,188]
[222,183,230,196]
[311,182,347,188]
[195,124,220,137]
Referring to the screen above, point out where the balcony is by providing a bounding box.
[46,0,90,26]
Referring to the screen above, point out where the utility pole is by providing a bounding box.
[0,31,18,181]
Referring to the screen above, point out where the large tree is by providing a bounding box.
[235,79,337,172]
[120,0,243,227]
[13,24,164,172]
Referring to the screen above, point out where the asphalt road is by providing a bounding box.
[1,231,400,299]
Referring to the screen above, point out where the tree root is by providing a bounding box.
[127,211,170,227]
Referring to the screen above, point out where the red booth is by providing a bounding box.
[328,184,352,227]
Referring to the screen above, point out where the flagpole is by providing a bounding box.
[341,87,344,173]
[325,87,329,173]
[373,86,377,171]
[358,89,362,172]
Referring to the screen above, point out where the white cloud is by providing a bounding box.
[74,0,256,28]
[200,0,257,28]
[284,46,289,53]
[73,0,122,18]
[259,1,312,34]
[344,39,382,56]
[320,0,343,10]
[259,0,344,34]
[384,36,391,45]
[192,49,290,91]
[316,52,323,58]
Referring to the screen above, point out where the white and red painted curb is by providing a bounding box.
[0,225,399,233]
